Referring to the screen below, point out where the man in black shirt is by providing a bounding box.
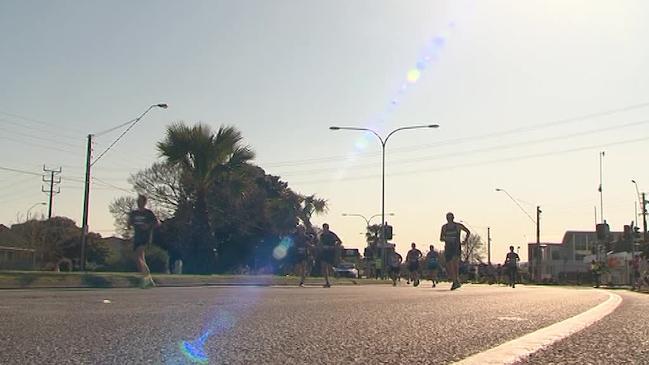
[406,242,423,287]
[319,223,341,288]
[504,246,520,288]
[440,212,470,290]
[293,225,314,287]
[128,195,159,288]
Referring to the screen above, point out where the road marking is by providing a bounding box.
[453,291,622,365]
[497,316,527,322]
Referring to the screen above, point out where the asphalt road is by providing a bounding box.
[521,290,649,365]
[0,283,612,364]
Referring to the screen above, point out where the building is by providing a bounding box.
[528,230,624,282]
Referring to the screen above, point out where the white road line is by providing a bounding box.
[453,291,622,365]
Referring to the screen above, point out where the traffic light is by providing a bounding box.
[623,225,632,241]
[596,223,610,241]
[384,225,393,240]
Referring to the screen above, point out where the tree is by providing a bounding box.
[9,217,109,269]
[462,233,486,263]
[157,123,255,274]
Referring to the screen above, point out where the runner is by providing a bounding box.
[632,254,641,291]
[591,260,602,288]
[293,225,314,287]
[426,245,440,288]
[406,242,423,287]
[440,212,470,290]
[388,251,403,286]
[504,245,520,288]
[128,195,159,288]
[319,223,342,288]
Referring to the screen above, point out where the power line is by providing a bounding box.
[277,117,649,177]
[0,166,42,176]
[291,134,649,185]
[0,109,84,135]
[265,100,649,168]
[0,118,82,143]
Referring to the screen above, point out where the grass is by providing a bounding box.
[0,271,392,289]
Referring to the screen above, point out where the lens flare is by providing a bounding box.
[272,236,293,260]
[407,69,421,83]
[179,337,209,364]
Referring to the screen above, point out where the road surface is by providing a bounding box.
[0,283,636,364]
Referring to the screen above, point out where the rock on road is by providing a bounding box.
[0,284,619,364]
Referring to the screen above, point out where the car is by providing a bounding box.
[333,262,359,278]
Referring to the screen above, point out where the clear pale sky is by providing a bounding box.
[2,1,649,263]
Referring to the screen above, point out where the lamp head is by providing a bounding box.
[156,103,168,109]
[329,126,340,130]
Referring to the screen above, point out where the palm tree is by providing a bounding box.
[298,194,327,231]
[157,122,254,273]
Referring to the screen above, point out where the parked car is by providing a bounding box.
[334,262,359,278]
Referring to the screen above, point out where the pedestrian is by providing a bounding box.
[426,245,440,288]
[293,226,314,287]
[319,223,342,288]
[440,212,470,290]
[406,242,423,287]
[632,255,641,291]
[388,251,403,286]
[591,260,602,288]
[128,195,159,288]
[504,245,520,288]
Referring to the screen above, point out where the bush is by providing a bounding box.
[145,245,169,273]
[100,243,169,273]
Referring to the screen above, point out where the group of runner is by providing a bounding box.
[388,212,521,290]
[128,197,520,290]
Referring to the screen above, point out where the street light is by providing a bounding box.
[330,124,439,242]
[80,103,168,271]
[496,187,542,281]
[26,202,46,220]
[633,180,647,242]
[342,212,395,227]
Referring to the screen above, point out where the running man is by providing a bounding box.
[406,242,423,287]
[426,245,440,288]
[388,251,403,286]
[504,246,520,288]
[128,195,159,288]
[319,223,342,288]
[440,212,470,290]
[293,226,314,287]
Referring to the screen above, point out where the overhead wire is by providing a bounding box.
[264,100,649,168]
[290,134,649,185]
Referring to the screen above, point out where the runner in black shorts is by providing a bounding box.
[128,195,159,288]
[440,212,470,290]
[389,251,403,286]
[426,245,440,288]
[319,223,342,288]
[406,242,423,287]
[504,246,520,288]
[293,225,314,287]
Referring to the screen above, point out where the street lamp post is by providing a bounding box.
[331,124,439,271]
[330,124,439,242]
[342,212,395,228]
[496,188,541,280]
[80,103,168,271]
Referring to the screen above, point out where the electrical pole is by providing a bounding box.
[80,134,93,271]
[42,166,61,219]
[536,206,541,245]
[643,193,647,243]
[487,226,491,264]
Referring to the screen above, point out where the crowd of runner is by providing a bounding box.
[128,196,521,290]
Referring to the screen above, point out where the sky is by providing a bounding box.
[2,0,649,263]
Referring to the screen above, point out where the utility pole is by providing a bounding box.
[42,166,61,219]
[536,206,541,245]
[643,193,647,242]
[80,134,93,271]
[487,226,491,264]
